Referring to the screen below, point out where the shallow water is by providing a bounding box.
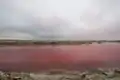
[0,43,120,72]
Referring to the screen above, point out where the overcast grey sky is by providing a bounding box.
[0,0,120,40]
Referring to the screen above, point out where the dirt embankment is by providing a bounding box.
[0,68,120,80]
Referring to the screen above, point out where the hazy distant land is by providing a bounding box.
[0,39,119,46]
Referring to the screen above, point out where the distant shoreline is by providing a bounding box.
[0,40,119,46]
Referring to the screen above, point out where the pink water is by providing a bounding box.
[0,43,120,72]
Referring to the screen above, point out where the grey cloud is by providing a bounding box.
[0,0,120,40]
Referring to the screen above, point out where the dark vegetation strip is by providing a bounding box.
[0,40,119,46]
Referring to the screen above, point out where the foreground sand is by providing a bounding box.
[1,68,120,80]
